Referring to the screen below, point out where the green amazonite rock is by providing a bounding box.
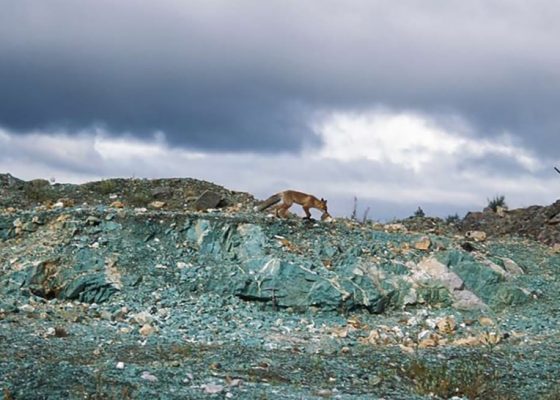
[440,250,529,307]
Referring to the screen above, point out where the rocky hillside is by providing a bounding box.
[461,201,560,246]
[1,174,559,399]
[0,173,257,212]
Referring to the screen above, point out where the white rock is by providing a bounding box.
[502,258,525,275]
[452,290,487,310]
[141,371,158,382]
[116,361,125,369]
[465,230,487,242]
[203,384,224,394]
[132,311,154,325]
[139,324,156,336]
[20,304,35,313]
[384,223,407,233]
[417,329,432,340]
[149,201,166,209]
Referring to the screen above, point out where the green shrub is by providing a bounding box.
[94,180,118,195]
[487,195,507,212]
[128,190,152,207]
[402,354,504,399]
[23,180,56,203]
[446,213,461,224]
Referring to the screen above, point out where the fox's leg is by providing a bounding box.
[274,205,282,217]
[276,203,290,218]
[276,197,293,218]
[302,206,312,219]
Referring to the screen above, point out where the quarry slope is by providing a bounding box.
[0,175,559,399]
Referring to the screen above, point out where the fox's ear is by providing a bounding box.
[322,198,327,204]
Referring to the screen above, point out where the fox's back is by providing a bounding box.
[282,190,325,209]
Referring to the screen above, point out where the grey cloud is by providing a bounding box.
[1,0,559,155]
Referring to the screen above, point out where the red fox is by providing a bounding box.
[255,190,332,221]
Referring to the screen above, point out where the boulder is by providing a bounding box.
[194,190,223,211]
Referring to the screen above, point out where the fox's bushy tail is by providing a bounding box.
[254,193,281,211]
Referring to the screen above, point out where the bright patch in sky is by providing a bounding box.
[314,110,540,172]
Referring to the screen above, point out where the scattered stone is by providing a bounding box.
[501,257,525,275]
[384,223,407,233]
[465,230,487,242]
[110,200,124,208]
[418,333,440,348]
[85,216,101,226]
[45,327,56,337]
[479,316,495,326]
[452,290,487,311]
[149,201,166,209]
[496,206,508,217]
[226,378,242,387]
[132,311,154,325]
[316,389,333,397]
[52,201,65,209]
[548,213,560,225]
[139,324,156,336]
[202,384,224,394]
[453,336,481,346]
[100,310,113,320]
[141,371,158,382]
[194,190,223,211]
[19,304,35,313]
[151,187,172,198]
[413,236,431,251]
[116,361,125,369]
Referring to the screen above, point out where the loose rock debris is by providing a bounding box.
[0,174,559,399]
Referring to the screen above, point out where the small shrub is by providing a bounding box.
[350,196,358,221]
[487,195,507,212]
[402,355,503,399]
[414,207,425,218]
[23,180,56,203]
[362,206,370,223]
[128,190,152,207]
[446,213,461,224]
[94,180,118,195]
[350,197,370,223]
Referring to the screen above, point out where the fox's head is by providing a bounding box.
[318,198,328,212]
[318,198,331,220]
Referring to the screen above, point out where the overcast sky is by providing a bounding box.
[1,1,559,219]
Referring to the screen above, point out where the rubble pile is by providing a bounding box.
[1,174,559,399]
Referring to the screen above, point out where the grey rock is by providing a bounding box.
[194,190,223,211]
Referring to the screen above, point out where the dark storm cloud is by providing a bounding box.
[1,0,559,154]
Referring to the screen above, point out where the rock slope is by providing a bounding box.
[1,175,559,399]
